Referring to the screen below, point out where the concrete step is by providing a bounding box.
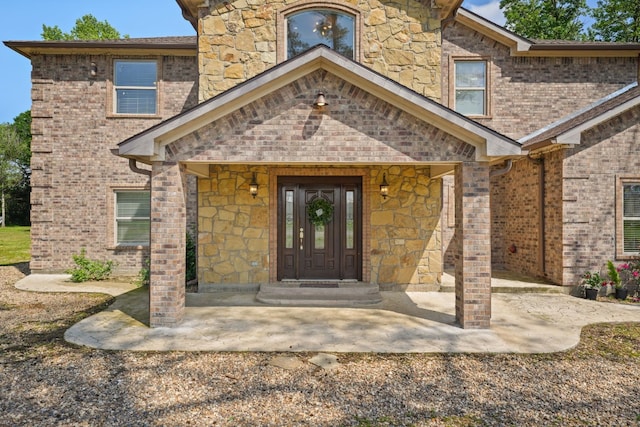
[257,282,382,306]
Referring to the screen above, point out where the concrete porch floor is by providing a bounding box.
[15,273,640,353]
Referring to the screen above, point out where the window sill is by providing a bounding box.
[108,245,150,251]
[617,253,640,260]
[107,114,162,120]
[465,114,492,120]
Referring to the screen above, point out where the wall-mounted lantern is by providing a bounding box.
[90,62,98,78]
[313,92,328,108]
[249,172,259,198]
[380,173,389,199]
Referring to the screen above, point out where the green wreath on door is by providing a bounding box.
[307,198,334,226]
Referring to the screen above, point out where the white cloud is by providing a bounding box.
[463,0,506,26]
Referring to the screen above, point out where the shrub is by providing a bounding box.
[134,258,150,287]
[607,260,621,288]
[135,231,196,286]
[66,249,115,282]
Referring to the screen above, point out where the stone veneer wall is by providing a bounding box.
[29,54,198,273]
[198,0,442,101]
[442,21,638,139]
[197,164,442,289]
[198,165,270,286]
[371,165,442,290]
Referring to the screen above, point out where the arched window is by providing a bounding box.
[285,9,355,59]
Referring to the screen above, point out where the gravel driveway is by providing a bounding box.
[1,264,639,426]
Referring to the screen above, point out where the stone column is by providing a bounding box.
[149,161,187,327]
[454,162,491,329]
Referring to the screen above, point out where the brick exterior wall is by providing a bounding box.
[442,22,639,139]
[490,158,541,274]
[171,70,476,164]
[454,162,491,329]
[29,54,198,273]
[560,105,640,285]
[488,107,640,287]
[543,149,564,285]
[149,161,187,327]
[197,0,442,102]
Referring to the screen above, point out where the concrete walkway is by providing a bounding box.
[15,274,640,353]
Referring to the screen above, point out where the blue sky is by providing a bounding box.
[0,0,595,124]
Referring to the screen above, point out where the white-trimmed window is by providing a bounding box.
[115,191,150,246]
[622,182,640,254]
[285,9,355,59]
[454,60,487,116]
[114,60,157,115]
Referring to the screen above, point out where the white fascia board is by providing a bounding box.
[456,9,532,53]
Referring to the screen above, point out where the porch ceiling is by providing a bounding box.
[118,45,521,164]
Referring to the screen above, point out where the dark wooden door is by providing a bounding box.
[278,177,361,281]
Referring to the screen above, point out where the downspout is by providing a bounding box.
[109,149,153,177]
[128,159,152,177]
[489,159,512,178]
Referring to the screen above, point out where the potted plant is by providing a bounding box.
[581,271,603,300]
[614,261,638,300]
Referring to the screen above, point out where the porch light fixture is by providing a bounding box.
[249,172,259,198]
[314,92,328,107]
[90,62,97,78]
[380,173,389,199]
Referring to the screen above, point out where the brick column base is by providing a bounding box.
[454,162,491,329]
[149,161,187,327]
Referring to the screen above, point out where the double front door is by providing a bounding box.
[277,176,362,281]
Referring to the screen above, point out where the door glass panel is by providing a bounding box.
[315,224,325,249]
[346,190,354,249]
[285,190,294,248]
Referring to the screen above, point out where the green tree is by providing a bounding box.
[42,14,129,40]
[500,0,589,40]
[588,0,640,42]
[0,123,30,226]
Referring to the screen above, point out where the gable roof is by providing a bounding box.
[4,36,197,58]
[520,82,640,149]
[118,45,521,163]
[455,8,640,57]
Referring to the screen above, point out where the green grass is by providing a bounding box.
[0,226,30,265]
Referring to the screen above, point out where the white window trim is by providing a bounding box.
[449,56,491,118]
[617,177,640,258]
[109,58,162,118]
[107,187,151,249]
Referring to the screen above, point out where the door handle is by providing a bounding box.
[299,227,304,250]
